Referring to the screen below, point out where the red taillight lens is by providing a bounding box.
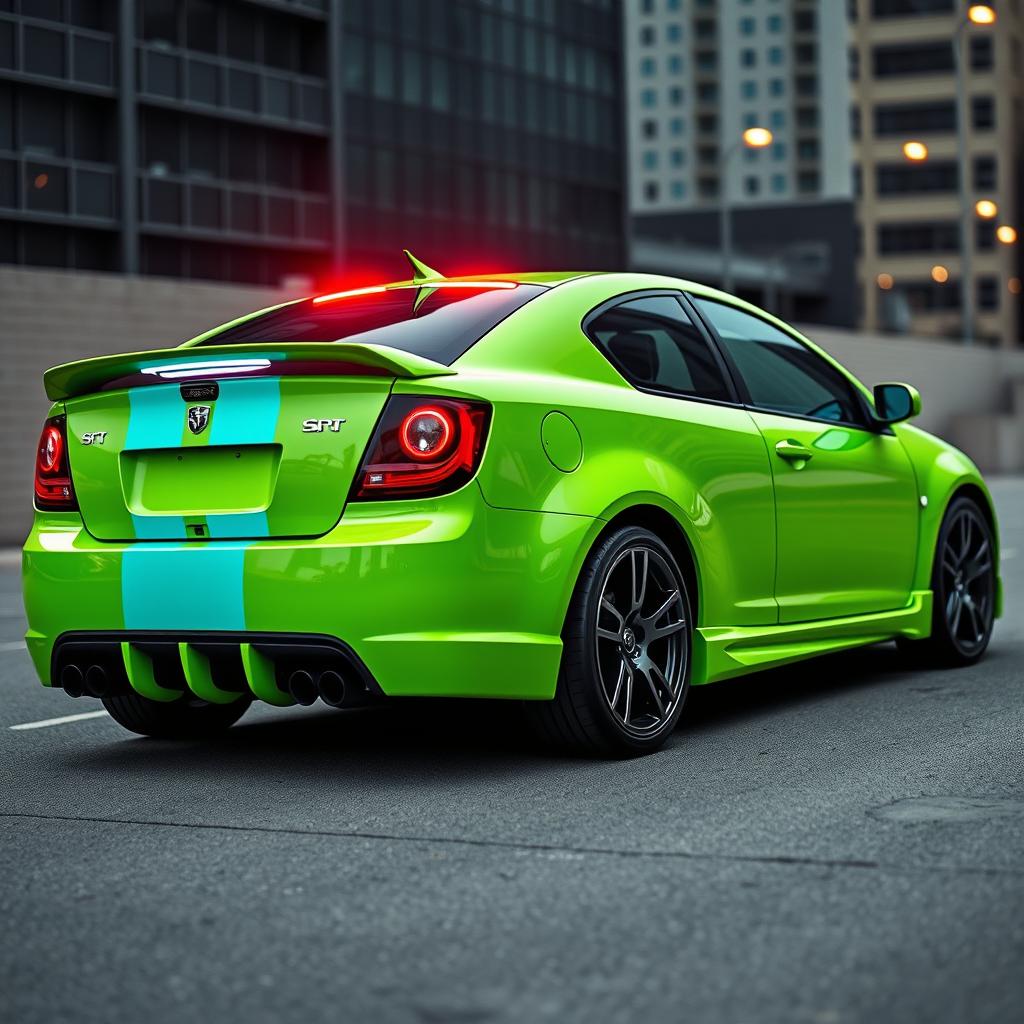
[351,396,491,500]
[34,415,78,511]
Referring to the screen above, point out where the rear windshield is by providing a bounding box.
[197,283,545,365]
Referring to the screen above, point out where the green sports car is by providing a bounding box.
[24,252,1001,755]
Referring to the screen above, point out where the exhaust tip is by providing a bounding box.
[84,664,109,698]
[60,663,85,698]
[318,670,347,708]
[287,669,318,706]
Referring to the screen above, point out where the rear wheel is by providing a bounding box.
[101,692,251,739]
[899,496,995,666]
[528,526,692,757]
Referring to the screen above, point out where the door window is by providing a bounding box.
[586,295,732,403]
[693,298,864,424]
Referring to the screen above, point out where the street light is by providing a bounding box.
[720,126,773,292]
[975,199,998,219]
[932,265,950,284]
[954,2,996,345]
[996,225,1018,245]
[902,141,928,162]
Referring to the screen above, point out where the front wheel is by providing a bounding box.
[528,526,693,757]
[899,496,996,666]
[101,692,251,739]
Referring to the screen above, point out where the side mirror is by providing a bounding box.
[873,382,921,424]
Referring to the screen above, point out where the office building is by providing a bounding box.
[850,0,1022,346]
[0,0,626,286]
[625,0,857,325]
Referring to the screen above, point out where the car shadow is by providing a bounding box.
[48,639,988,784]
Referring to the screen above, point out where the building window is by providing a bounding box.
[771,174,787,193]
[798,171,819,193]
[667,24,682,42]
[972,96,995,130]
[871,0,954,15]
[742,80,758,99]
[745,176,760,196]
[644,181,660,202]
[970,36,993,71]
[641,26,656,45]
[873,43,952,77]
[670,117,684,136]
[877,161,957,194]
[670,180,686,199]
[742,49,757,68]
[770,78,785,97]
[768,47,784,65]
[977,276,998,311]
[770,109,785,128]
[641,88,657,107]
[874,101,955,136]
[641,58,656,76]
[642,119,658,139]
[643,150,658,170]
[670,148,685,167]
[668,55,683,74]
[740,18,756,35]
[973,155,996,191]
[878,222,959,254]
[668,86,684,106]
[767,15,783,32]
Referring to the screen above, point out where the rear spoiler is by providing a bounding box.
[43,342,456,401]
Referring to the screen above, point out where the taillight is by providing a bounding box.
[34,415,78,511]
[351,396,491,500]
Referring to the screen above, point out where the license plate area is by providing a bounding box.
[120,444,282,516]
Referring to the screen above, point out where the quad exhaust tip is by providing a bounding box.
[287,669,319,706]
[60,664,85,698]
[317,670,346,708]
[84,664,110,698]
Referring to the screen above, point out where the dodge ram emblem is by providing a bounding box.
[187,406,210,435]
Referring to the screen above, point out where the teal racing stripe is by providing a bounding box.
[121,543,249,631]
[208,376,281,445]
[206,377,281,537]
[126,384,188,539]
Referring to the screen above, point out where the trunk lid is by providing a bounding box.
[57,344,452,542]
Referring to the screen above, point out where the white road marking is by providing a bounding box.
[10,710,109,731]
[0,640,26,653]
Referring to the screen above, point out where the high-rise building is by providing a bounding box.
[624,0,857,326]
[850,0,1022,347]
[0,0,626,286]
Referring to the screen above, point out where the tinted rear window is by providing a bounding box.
[197,284,545,365]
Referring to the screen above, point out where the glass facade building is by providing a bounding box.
[0,0,625,285]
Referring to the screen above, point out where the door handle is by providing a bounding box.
[774,439,814,464]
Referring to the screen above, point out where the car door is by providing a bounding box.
[583,292,779,630]
[690,296,919,624]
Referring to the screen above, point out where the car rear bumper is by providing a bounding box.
[23,484,598,702]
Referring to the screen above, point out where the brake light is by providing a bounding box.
[351,396,491,500]
[34,415,78,511]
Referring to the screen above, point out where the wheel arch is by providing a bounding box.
[579,501,702,629]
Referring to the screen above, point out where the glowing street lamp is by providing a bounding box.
[967,5,996,25]
[975,199,998,219]
[902,141,928,162]
[931,265,950,284]
[720,127,774,292]
[996,225,1018,245]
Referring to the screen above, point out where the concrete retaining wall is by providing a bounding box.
[1,266,1021,543]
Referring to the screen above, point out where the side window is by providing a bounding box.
[693,298,863,424]
[586,295,732,403]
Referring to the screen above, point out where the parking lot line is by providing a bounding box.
[10,710,108,731]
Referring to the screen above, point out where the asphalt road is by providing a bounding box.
[1,479,1022,1024]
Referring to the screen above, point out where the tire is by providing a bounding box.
[101,692,251,739]
[898,495,996,667]
[528,525,693,757]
